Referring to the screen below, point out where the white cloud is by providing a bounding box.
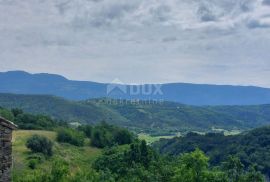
[0,0,270,87]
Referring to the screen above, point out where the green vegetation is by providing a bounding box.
[12,130,102,182]
[26,135,53,156]
[92,142,264,181]
[1,94,270,134]
[1,97,268,181]
[56,128,85,147]
[12,127,267,181]
[0,106,67,130]
[89,122,134,148]
[138,133,175,144]
[154,126,270,178]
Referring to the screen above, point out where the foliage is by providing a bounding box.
[78,125,92,138]
[13,130,102,182]
[90,122,134,148]
[56,128,85,147]
[93,140,173,181]
[50,160,69,182]
[14,128,266,182]
[2,94,270,134]
[68,169,101,182]
[173,149,228,182]
[26,135,53,156]
[154,126,270,178]
[0,106,67,130]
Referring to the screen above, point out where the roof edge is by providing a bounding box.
[0,116,17,130]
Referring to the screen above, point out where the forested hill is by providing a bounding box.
[1,93,270,134]
[153,126,270,176]
[2,71,270,105]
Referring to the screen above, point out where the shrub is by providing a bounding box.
[50,159,69,182]
[28,159,39,169]
[91,123,134,148]
[91,128,112,148]
[26,135,53,156]
[114,129,133,145]
[57,128,85,146]
[78,125,92,138]
[27,153,45,169]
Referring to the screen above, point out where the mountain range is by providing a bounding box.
[1,71,270,105]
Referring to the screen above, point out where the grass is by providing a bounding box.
[138,133,175,144]
[12,130,102,179]
[138,128,242,144]
[211,127,242,136]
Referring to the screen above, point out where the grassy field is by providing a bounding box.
[12,130,102,179]
[138,128,242,144]
[138,133,175,144]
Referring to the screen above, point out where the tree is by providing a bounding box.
[181,148,209,181]
[114,129,133,145]
[11,108,23,117]
[78,125,92,138]
[140,140,150,168]
[0,108,15,121]
[223,156,244,182]
[26,135,53,156]
[91,123,134,148]
[57,128,85,147]
[91,128,111,148]
[173,149,228,182]
[241,166,264,182]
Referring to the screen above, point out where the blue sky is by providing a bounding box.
[0,0,270,87]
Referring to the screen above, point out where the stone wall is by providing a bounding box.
[0,118,16,182]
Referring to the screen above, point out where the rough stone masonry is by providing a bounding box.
[0,117,17,182]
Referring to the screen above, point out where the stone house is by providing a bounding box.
[0,117,17,182]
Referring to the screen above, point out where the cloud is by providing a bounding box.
[262,0,270,6]
[197,5,216,22]
[247,19,270,29]
[162,36,177,42]
[0,0,270,87]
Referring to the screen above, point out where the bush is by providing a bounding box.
[27,153,45,169]
[78,125,92,138]
[28,159,39,169]
[91,128,113,148]
[26,135,53,156]
[114,129,133,145]
[91,123,134,148]
[57,128,85,147]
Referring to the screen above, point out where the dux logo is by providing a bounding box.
[107,78,163,96]
[107,78,127,95]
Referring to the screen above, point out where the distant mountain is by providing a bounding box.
[1,93,270,134]
[1,71,270,105]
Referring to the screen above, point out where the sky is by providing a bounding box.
[0,0,270,87]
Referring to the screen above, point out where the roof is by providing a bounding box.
[0,116,17,130]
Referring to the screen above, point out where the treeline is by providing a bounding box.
[0,107,134,149]
[154,126,270,178]
[57,122,134,148]
[0,107,67,130]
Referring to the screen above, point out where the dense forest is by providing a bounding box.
[154,127,270,178]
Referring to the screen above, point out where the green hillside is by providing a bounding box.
[1,93,270,135]
[0,93,127,126]
[154,126,270,176]
[5,108,267,181]
[12,130,102,181]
